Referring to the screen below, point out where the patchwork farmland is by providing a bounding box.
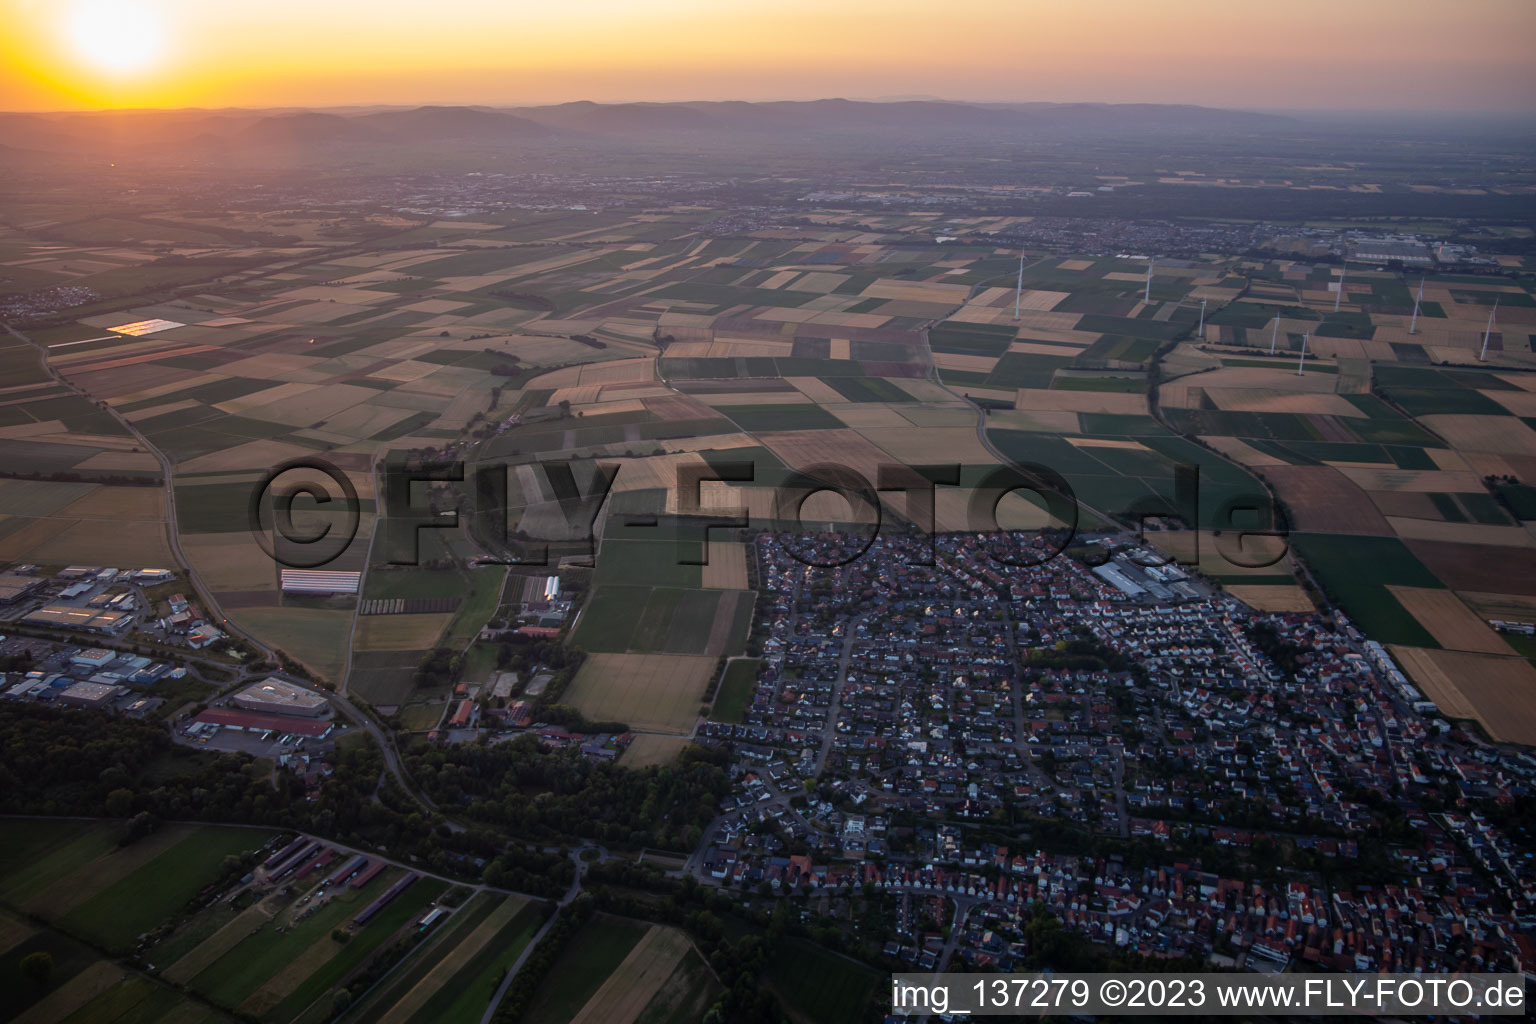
[9,204,1536,740]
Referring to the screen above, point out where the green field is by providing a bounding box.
[574,584,726,654]
[592,538,704,588]
[60,828,273,953]
[267,879,448,1024]
[765,939,880,1024]
[344,893,502,1021]
[715,404,846,432]
[400,902,542,1024]
[523,914,650,1024]
[1291,534,1445,647]
[712,658,761,723]
[187,868,439,1010]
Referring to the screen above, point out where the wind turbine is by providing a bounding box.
[1480,297,1499,361]
[1014,247,1025,320]
[1198,299,1207,341]
[1409,277,1424,335]
[1297,332,1309,376]
[1144,259,1154,305]
[1270,317,1279,355]
[1334,265,1346,313]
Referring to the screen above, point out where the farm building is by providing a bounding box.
[192,707,335,738]
[280,569,361,595]
[448,699,475,728]
[233,678,329,717]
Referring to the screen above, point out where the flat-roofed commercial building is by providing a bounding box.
[23,605,132,634]
[193,707,334,738]
[59,681,125,709]
[233,678,329,717]
[0,573,44,604]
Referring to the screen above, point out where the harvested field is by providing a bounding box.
[55,486,165,519]
[821,406,911,429]
[1419,415,1536,455]
[181,534,278,591]
[353,613,453,651]
[932,352,998,374]
[1016,388,1147,415]
[1386,586,1518,654]
[1481,389,1536,417]
[73,450,162,472]
[757,429,893,490]
[859,279,971,305]
[1206,390,1364,417]
[1200,436,1288,467]
[780,377,846,406]
[1259,465,1391,534]
[620,735,692,768]
[1389,646,1536,745]
[1388,516,1534,547]
[864,425,996,466]
[0,517,174,565]
[1226,584,1315,612]
[701,540,749,589]
[569,925,692,1024]
[564,653,715,734]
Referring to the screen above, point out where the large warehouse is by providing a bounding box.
[232,678,330,717]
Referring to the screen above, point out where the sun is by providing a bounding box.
[66,0,167,75]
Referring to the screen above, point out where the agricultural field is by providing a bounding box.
[6,195,1536,742]
[564,653,717,734]
[764,938,882,1024]
[518,915,717,1024]
[0,820,271,1024]
[347,893,539,1024]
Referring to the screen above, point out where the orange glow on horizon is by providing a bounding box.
[2,0,1533,113]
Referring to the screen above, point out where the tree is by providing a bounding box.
[105,788,134,817]
[331,989,352,1013]
[19,951,51,986]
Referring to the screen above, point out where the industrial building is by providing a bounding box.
[0,573,44,605]
[192,707,335,738]
[69,648,117,672]
[58,681,125,709]
[233,678,329,717]
[23,605,133,634]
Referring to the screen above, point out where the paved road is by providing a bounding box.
[479,846,590,1024]
[5,319,442,821]
[815,612,869,778]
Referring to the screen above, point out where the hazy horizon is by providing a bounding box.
[5,0,1533,114]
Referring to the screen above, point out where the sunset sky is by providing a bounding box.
[3,0,1533,113]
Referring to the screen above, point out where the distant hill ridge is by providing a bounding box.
[0,98,1296,162]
